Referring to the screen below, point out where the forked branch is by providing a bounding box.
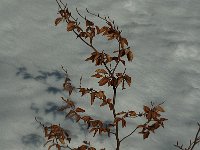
[174,122,200,150]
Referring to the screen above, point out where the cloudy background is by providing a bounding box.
[0,0,200,149]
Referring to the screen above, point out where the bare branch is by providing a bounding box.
[120,127,139,143]
[174,122,200,150]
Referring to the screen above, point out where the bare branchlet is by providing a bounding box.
[174,122,200,150]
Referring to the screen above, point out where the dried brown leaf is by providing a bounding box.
[143,131,150,139]
[59,138,65,144]
[105,54,112,63]
[67,21,76,31]
[91,73,103,78]
[127,50,134,62]
[79,88,90,96]
[55,17,63,26]
[98,77,109,86]
[124,74,131,87]
[129,111,136,117]
[143,106,150,113]
[86,20,94,26]
[121,118,126,128]
[75,107,85,113]
[81,116,93,123]
[95,69,108,74]
[95,26,100,34]
[116,111,126,115]
[155,105,165,112]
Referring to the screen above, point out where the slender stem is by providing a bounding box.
[66,145,74,150]
[111,34,123,150]
[112,61,119,75]
[56,0,62,10]
[59,0,65,7]
[112,86,120,150]
[103,62,112,75]
[174,122,200,150]
[35,117,45,128]
[190,122,200,150]
[76,8,87,20]
[64,17,98,52]
[112,39,122,74]
[72,27,98,52]
[85,8,108,23]
[120,127,139,143]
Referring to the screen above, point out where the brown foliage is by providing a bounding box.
[36,0,169,150]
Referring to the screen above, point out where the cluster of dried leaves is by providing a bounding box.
[36,0,170,150]
[137,103,168,139]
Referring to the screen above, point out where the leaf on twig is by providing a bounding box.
[114,117,122,125]
[81,116,93,123]
[90,92,96,105]
[79,88,90,96]
[116,111,126,115]
[55,17,63,26]
[155,105,165,112]
[129,111,136,117]
[98,77,109,86]
[91,73,103,78]
[66,110,76,118]
[143,106,150,113]
[124,74,131,86]
[117,77,123,87]
[95,69,108,74]
[95,26,100,34]
[143,131,150,139]
[99,26,108,34]
[120,37,128,48]
[95,90,105,99]
[75,107,85,113]
[105,54,112,63]
[86,19,94,26]
[90,128,98,137]
[59,138,65,144]
[109,103,114,110]
[67,21,76,31]
[121,118,126,128]
[127,50,134,62]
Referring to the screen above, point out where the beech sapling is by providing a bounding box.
[36,0,168,150]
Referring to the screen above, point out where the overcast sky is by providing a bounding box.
[0,0,200,150]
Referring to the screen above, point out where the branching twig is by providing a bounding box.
[120,127,139,143]
[174,122,200,150]
[35,117,45,128]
